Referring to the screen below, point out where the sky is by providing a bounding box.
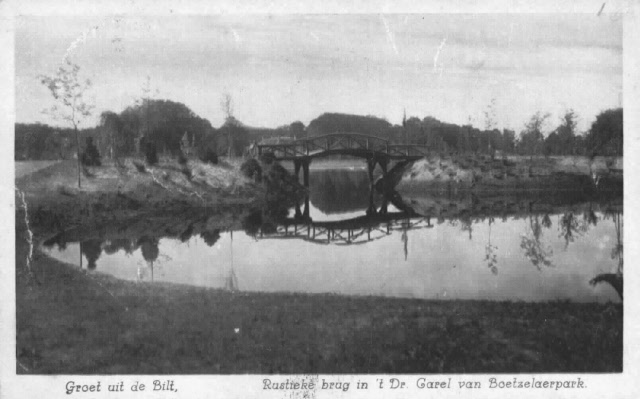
[15,13,622,133]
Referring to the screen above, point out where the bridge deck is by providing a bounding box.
[257,133,429,160]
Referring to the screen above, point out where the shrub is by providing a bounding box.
[145,142,158,165]
[260,152,276,165]
[81,137,101,166]
[200,149,218,165]
[178,152,188,165]
[240,158,262,182]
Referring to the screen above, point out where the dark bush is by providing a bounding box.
[181,165,192,180]
[200,149,218,164]
[178,152,188,165]
[240,158,263,182]
[145,141,158,165]
[260,152,276,165]
[81,137,101,166]
[133,161,147,173]
[242,210,263,237]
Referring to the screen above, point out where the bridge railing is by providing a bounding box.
[387,145,430,157]
[257,133,431,159]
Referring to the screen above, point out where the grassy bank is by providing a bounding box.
[16,158,264,229]
[391,155,622,194]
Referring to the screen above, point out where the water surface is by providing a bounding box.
[44,169,623,303]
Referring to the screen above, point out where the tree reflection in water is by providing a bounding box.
[484,217,498,275]
[80,240,102,270]
[201,229,221,247]
[103,239,136,255]
[520,214,554,270]
[590,211,623,299]
[137,236,160,281]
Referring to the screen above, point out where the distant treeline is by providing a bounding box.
[15,99,622,161]
[306,109,623,157]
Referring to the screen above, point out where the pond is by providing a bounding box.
[43,168,623,303]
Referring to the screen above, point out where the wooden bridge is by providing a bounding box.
[257,133,429,161]
[257,133,429,186]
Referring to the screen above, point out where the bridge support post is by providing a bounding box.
[366,187,377,216]
[295,200,302,219]
[366,157,377,188]
[294,159,302,183]
[302,158,310,187]
[379,197,389,215]
[378,157,389,177]
[303,194,310,219]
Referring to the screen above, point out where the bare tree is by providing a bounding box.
[483,98,497,155]
[39,59,94,188]
[220,92,236,157]
[220,92,234,121]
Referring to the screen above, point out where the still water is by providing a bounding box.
[44,169,623,303]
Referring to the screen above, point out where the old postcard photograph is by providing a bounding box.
[2,0,639,397]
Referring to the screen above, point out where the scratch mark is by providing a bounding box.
[64,25,100,61]
[16,189,34,276]
[380,15,399,55]
[598,3,606,16]
[310,32,320,42]
[433,38,447,77]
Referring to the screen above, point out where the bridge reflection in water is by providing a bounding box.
[259,186,432,245]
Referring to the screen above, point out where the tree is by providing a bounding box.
[585,108,623,157]
[517,112,550,156]
[39,59,94,188]
[218,118,250,157]
[545,109,578,155]
[501,129,516,153]
[556,109,578,154]
[220,92,236,157]
[290,121,305,138]
[483,98,498,154]
[99,111,127,161]
[116,99,215,159]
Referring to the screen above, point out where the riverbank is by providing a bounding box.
[15,158,265,230]
[384,155,622,194]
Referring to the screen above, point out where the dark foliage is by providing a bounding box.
[81,137,102,166]
[240,158,263,182]
[217,118,251,157]
[199,149,218,164]
[133,161,147,173]
[586,108,623,157]
[144,140,158,166]
[178,152,188,165]
[307,112,392,138]
[242,209,263,237]
[260,152,276,165]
